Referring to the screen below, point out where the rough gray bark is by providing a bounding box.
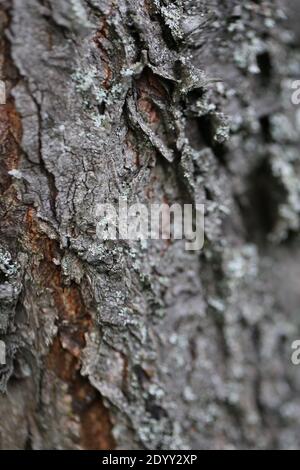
[1,0,300,450]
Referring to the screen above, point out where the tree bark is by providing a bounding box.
[0,0,300,450]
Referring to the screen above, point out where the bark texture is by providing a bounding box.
[0,0,300,450]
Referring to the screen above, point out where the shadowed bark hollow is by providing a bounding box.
[0,0,300,450]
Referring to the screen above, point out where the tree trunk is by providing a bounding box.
[0,0,300,450]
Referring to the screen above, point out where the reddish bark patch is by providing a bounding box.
[136,69,167,128]
[74,378,116,450]
[25,210,116,450]
[0,10,22,193]
[0,7,25,262]
[138,96,160,124]
[93,15,113,90]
